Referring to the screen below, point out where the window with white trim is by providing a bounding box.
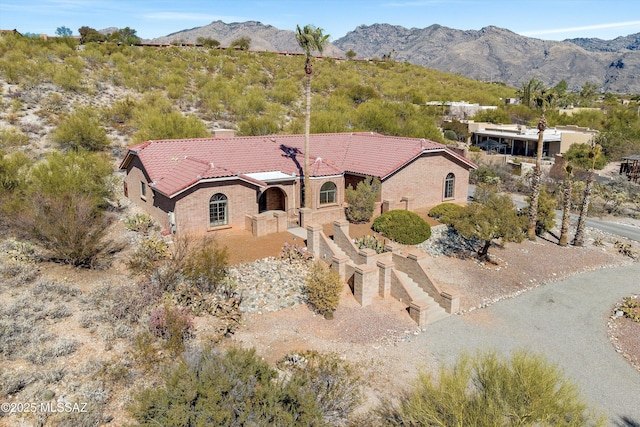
[319,181,337,204]
[209,193,228,226]
[444,173,455,199]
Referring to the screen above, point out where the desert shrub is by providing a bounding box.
[305,260,343,318]
[27,149,113,205]
[124,213,158,234]
[618,296,640,322]
[345,176,381,223]
[277,350,362,426]
[377,350,604,426]
[130,347,324,426]
[237,116,280,136]
[127,236,170,276]
[181,236,229,294]
[443,129,458,141]
[148,302,193,355]
[0,151,30,193]
[428,202,464,225]
[280,241,313,262]
[51,106,110,151]
[11,192,116,267]
[354,235,385,253]
[52,65,84,91]
[372,210,431,245]
[0,127,29,148]
[132,106,209,143]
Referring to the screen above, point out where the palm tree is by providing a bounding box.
[558,163,573,247]
[527,115,547,240]
[572,142,603,247]
[295,24,329,208]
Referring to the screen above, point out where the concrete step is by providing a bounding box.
[395,270,449,325]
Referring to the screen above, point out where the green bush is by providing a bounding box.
[372,210,431,245]
[377,350,604,426]
[132,106,209,143]
[345,176,381,223]
[51,107,110,151]
[443,129,458,141]
[305,260,343,318]
[428,202,464,225]
[130,347,324,426]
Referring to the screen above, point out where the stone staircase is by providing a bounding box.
[395,271,450,325]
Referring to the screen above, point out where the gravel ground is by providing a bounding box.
[229,224,640,420]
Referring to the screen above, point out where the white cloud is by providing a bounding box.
[522,20,640,37]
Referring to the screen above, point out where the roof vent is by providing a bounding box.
[314,157,322,163]
[209,162,214,168]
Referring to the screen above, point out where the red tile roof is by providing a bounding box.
[119,132,476,197]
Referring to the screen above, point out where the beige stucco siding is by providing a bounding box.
[381,153,470,209]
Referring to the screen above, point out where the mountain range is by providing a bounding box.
[151,20,640,94]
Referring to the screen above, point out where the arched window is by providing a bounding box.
[209,193,228,226]
[444,173,455,199]
[319,182,337,204]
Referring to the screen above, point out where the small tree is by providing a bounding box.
[450,184,525,261]
[197,37,220,48]
[345,49,357,60]
[345,176,381,223]
[230,36,251,50]
[305,260,342,319]
[377,350,604,426]
[55,26,72,37]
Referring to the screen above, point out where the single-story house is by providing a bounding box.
[119,132,476,236]
[468,122,597,157]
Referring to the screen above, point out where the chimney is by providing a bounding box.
[213,129,236,138]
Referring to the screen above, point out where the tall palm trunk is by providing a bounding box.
[558,172,572,247]
[303,59,312,208]
[527,116,546,240]
[572,169,594,247]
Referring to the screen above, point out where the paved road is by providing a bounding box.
[419,263,640,425]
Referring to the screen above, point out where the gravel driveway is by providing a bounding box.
[419,263,640,425]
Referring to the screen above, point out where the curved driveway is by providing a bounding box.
[419,263,640,425]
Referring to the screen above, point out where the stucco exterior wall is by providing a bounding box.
[381,152,469,209]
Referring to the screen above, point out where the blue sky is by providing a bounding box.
[2,0,640,41]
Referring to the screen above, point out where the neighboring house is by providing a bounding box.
[468,122,597,157]
[119,132,476,236]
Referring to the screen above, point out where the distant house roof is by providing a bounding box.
[120,132,476,198]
